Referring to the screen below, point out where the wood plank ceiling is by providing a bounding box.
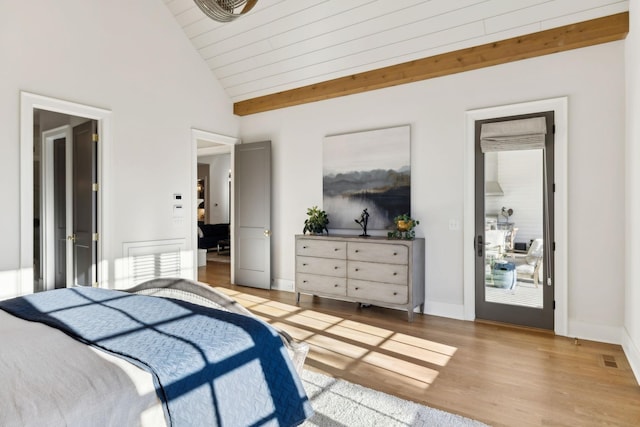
[164,0,629,115]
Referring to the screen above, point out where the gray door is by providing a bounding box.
[474,112,554,330]
[53,138,67,288]
[72,121,98,287]
[234,141,271,289]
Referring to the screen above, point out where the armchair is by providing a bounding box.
[516,238,544,287]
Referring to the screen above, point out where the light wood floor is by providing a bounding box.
[199,262,640,427]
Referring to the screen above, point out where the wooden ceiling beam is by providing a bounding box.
[233,12,629,116]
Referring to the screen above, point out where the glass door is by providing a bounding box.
[474,112,554,330]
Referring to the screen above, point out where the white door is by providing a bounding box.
[234,141,271,289]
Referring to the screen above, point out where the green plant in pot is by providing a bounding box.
[388,213,419,239]
[303,206,329,235]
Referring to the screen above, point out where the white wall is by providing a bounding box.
[198,153,231,224]
[624,1,640,382]
[240,42,626,342]
[0,0,238,296]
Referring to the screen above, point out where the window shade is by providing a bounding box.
[480,117,546,152]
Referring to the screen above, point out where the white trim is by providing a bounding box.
[272,278,294,292]
[424,301,466,321]
[568,320,621,345]
[191,129,239,283]
[197,145,232,156]
[464,97,568,336]
[622,327,640,385]
[20,92,112,293]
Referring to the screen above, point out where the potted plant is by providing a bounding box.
[388,213,420,239]
[303,206,329,235]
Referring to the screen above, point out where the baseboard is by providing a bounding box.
[622,328,640,385]
[424,301,466,320]
[0,269,23,300]
[567,319,622,345]
[272,278,294,292]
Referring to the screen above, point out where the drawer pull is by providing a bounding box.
[303,280,308,283]
[355,249,359,253]
[393,252,397,256]
[334,248,339,251]
[334,266,339,269]
[393,292,398,296]
[393,272,397,276]
[355,287,359,290]
[303,246,308,249]
[303,263,308,266]
[334,284,339,287]
[355,268,359,272]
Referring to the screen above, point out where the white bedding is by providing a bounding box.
[0,310,166,427]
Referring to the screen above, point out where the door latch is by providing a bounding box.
[67,234,77,243]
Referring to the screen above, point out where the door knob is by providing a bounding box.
[264,229,272,237]
[67,234,77,242]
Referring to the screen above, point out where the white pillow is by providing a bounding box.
[198,226,204,238]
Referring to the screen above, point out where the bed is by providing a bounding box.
[0,278,313,427]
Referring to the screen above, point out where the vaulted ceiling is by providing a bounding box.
[164,0,629,114]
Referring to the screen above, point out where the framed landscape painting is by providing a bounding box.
[323,125,411,230]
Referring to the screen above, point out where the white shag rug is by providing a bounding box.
[300,369,489,427]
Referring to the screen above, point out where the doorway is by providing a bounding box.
[474,112,554,330]
[20,92,111,295]
[35,110,98,291]
[463,97,568,336]
[192,129,238,284]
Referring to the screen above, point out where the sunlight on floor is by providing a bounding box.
[214,287,458,391]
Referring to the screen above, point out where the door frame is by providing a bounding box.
[463,97,568,336]
[474,112,555,330]
[191,129,239,283]
[20,92,112,294]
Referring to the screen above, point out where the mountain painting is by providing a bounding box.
[323,125,411,230]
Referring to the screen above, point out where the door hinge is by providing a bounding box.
[92,183,99,192]
[553,241,556,251]
[553,183,556,193]
[552,124,556,134]
[553,300,556,310]
[92,233,99,241]
[92,133,99,142]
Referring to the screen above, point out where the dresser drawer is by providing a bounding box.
[348,242,408,264]
[349,261,408,285]
[296,256,346,277]
[297,273,346,296]
[296,238,346,259]
[347,280,408,305]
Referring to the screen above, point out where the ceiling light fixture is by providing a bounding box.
[194,0,258,22]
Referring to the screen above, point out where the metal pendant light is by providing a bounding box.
[194,0,258,22]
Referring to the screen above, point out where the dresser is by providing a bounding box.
[295,235,425,321]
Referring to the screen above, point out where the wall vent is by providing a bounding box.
[123,239,187,287]
[602,354,618,369]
